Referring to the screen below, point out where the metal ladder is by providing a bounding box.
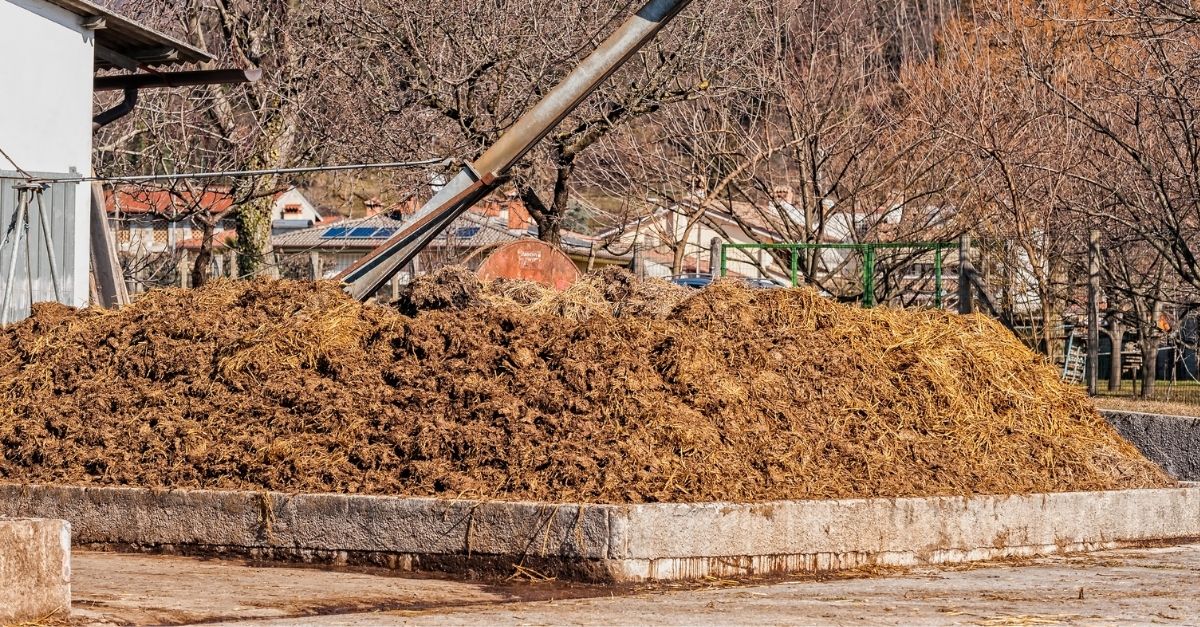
[1061,337,1087,385]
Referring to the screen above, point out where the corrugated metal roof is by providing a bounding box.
[272,210,633,265]
[39,0,212,69]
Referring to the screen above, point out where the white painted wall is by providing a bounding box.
[610,211,779,280]
[0,0,95,307]
[272,188,323,223]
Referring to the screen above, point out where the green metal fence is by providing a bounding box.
[720,241,960,308]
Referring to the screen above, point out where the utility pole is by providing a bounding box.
[1087,229,1101,396]
[958,233,974,315]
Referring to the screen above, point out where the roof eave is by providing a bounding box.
[40,0,213,70]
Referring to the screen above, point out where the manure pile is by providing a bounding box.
[0,268,1171,503]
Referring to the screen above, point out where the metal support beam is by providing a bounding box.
[95,68,263,92]
[89,181,129,308]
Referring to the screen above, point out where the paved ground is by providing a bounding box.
[73,544,1200,626]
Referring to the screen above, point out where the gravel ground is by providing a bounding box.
[73,544,1200,626]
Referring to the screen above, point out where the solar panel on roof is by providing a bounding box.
[455,227,481,239]
[374,228,398,238]
[322,227,350,239]
[349,227,379,238]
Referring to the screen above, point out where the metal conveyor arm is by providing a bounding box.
[338,0,696,300]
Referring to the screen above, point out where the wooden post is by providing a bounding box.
[587,241,598,273]
[89,181,129,308]
[310,251,322,280]
[1087,229,1101,396]
[178,250,190,289]
[710,237,722,279]
[958,233,973,315]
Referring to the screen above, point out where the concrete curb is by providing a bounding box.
[3,484,1200,582]
[0,518,71,623]
[1103,411,1200,481]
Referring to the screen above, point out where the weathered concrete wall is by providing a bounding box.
[612,487,1200,580]
[0,485,622,580]
[1104,411,1200,482]
[2,484,1199,583]
[0,518,71,623]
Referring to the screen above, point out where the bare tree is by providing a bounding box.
[585,0,962,302]
[97,0,348,278]
[336,0,760,245]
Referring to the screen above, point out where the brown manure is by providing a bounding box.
[0,271,1171,504]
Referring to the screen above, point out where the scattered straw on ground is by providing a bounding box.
[1092,397,1200,419]
[0,267,1172,503]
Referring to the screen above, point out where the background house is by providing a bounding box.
[106,185,325,256]
[105,184,325,291]
[273,195,628,297]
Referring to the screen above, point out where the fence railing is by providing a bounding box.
[720,241,960,308]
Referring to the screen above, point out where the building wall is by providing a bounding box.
[612,212,781,280]
[0,0,95,308]
[272,188,323,223]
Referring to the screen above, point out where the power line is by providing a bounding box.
[85,158,453,183]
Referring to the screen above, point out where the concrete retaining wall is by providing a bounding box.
[1104,411,1200,481]
[3,484,1200,583]
[0,518,71,623]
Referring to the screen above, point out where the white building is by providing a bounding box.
[0,0,211,321]
[596,203,790,282]
[271,187,325,227]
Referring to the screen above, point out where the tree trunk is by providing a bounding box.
[542,155,576,246]
[233,109,296,279]
[1107,318,1124,392]
[672,216,701,276]
[1040,295,1057,360]
[1139,336,1159,400]
[235,190,277,279]
[190,219,215,289]
[517,185,563,247]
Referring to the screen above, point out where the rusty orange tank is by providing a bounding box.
[475,239,581,291]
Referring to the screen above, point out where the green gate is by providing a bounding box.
[720,241,959,308]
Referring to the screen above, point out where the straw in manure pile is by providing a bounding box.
[0,268,1171,504]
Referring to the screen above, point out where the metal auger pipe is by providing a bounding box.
[338,0,696,301]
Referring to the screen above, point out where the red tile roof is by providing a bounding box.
[106,186,236,217]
